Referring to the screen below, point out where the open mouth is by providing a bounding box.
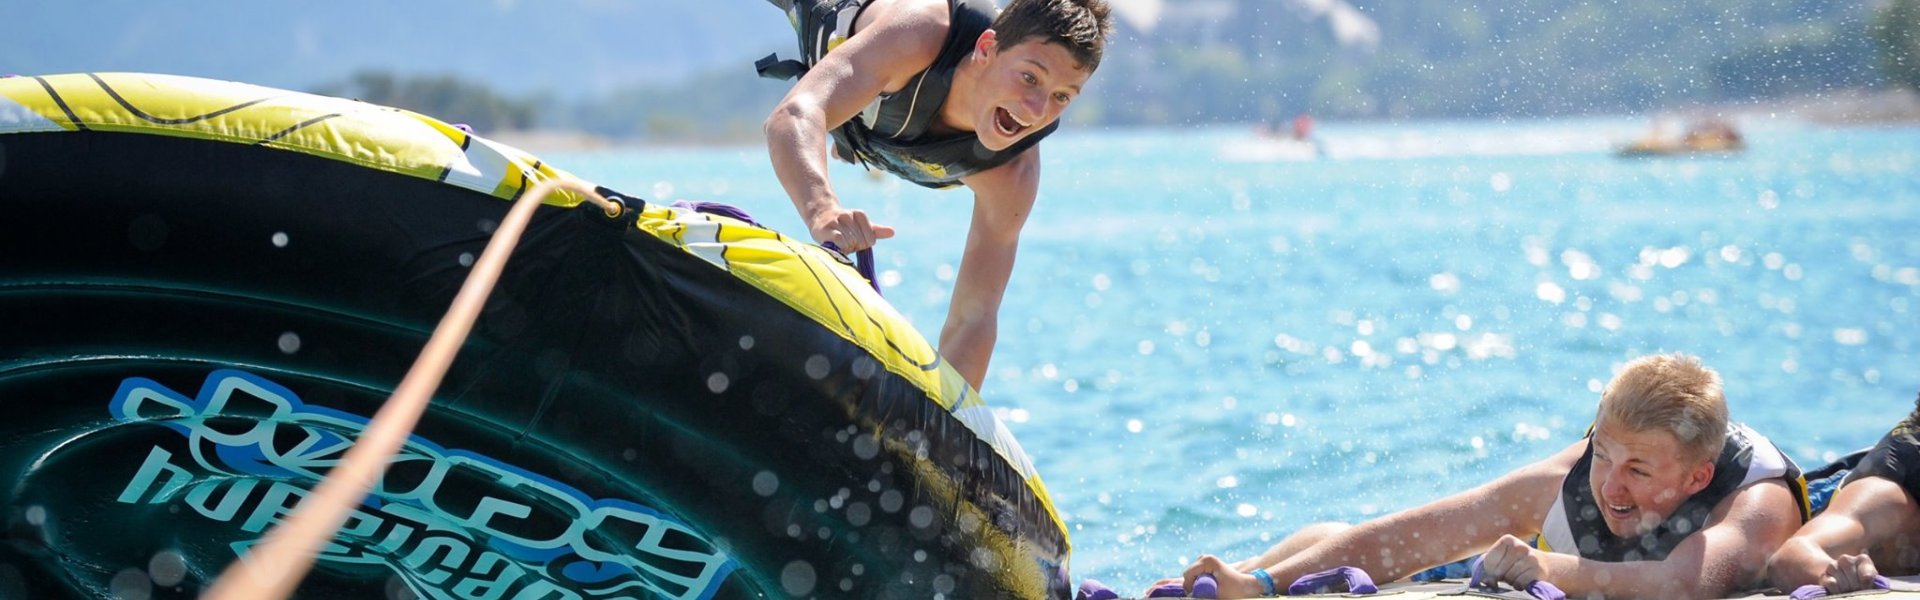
[993,107,1030,137]
[1605,502,1636,521]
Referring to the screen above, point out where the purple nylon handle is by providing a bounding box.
[1790,575,1893,600]
[818,242,881,295]
[664,200,881,293]
[1288,566,1378,595]
[669,200,761,226]
[1468,556,1565,600]
[1076,579,1119,600]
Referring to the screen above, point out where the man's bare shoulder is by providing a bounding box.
[854,0,954,60]
[1710,478,1798,527]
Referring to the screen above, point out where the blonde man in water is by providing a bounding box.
[1154,353,1808,599]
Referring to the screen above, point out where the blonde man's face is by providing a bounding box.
[1586,421,1713,538]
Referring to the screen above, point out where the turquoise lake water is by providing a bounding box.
[551,116,1920,589]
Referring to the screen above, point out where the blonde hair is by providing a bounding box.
[1597,353,1729,463]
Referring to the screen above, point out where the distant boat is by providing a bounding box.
[1615,118,1746,157]
[1219,135,1323,162]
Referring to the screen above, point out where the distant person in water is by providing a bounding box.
[1150,353,1809,599]
[1767,391,1920,595]
[756,0,1112,391]
[1290,112,1314,141]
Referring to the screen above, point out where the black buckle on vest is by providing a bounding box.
[755,53,807,81]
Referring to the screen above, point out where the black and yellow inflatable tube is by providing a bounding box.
[0,73,1069,599]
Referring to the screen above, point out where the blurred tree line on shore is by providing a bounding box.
[320,0,1920,142]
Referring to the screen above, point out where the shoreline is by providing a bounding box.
[487,87,1920,154]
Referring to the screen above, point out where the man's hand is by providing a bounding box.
[1819,553,1882,595]
[1142,554,1260,599]
[807,207,895,252]
[1479,534,1551,591]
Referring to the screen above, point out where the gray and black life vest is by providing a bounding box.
[1535,422,1809,561]
[757,0,1056,189]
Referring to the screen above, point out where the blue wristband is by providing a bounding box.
[1248,568,1277,597]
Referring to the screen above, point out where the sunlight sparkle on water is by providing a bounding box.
[1489,172,1512,193]
[1562,249,1600,280]
[1535,282,1566,304]
[1005,408,1031,423]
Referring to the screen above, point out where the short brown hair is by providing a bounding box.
[991,0,1114,71]
[1597,353,1730,463]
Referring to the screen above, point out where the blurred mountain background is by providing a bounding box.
[5,0,1917,143]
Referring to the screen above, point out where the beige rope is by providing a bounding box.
[201,178,621,600]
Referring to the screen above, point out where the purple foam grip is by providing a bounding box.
[1146,582,1187,598]
[1468,556,1562,600]
[1076,579,1119,600]
[1144,574,1219,598]
[1790,575,1893,600]
[1288,566,1378,595]
[1525,580,1567,600]
[1191,574,1219,598]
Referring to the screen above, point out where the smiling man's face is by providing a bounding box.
[1587,421,1716,537]
[967,36,1089,151]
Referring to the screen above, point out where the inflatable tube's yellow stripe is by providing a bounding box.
[0,73,588,207]
[634,203,1070,552]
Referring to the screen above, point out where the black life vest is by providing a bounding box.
[757,0,1056,189]
[1535,423,1809,561]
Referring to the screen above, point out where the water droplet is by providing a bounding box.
[753,471,779,496]
[271,232,289,247]
[108,568,151,600]
[852,434,879,460]
[780,561,816,596]
[277,332,302,354]
[148,550,188,587]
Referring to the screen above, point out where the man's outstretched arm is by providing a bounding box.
[946,148,1040,391]
[1768,476,1914,592]
[763,1,941,249]
[1170,440,1579,599]
[1484,478,1799,599]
